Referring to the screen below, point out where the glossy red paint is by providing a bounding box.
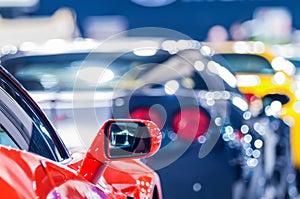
[68,153,162,199]
[78,119,162,199]
[0,146,106,199]
[103,160,162,199]
[0,119,162,199]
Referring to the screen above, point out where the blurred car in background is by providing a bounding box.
[204,41,300,178]
[0,37,165,149]
[110,42,296,199]
[0,65,162,198]
[0,38,297,199]
[271,43,300,188]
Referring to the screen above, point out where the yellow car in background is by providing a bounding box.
[204,41,300,171]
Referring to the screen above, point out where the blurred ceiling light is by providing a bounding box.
[213,91,222,100]
[294,102,300,113]
[283,115,294,127]
[233,41,265,54]
[194,60,205,71]
[272,57,287,71]
[1,45,17,55]
[207,60,237,87]
[254,139,263,149]
[200,45,213,56]
[232,96,249,111]
[243,134,252,143]
[251,41,265,53]
[177,40,190,51]
[243,111,251,120]
[271,45,285,57]
[43,39,68,53]
[135,40,160,49]
[270,101,282,113]
[272,71,286,85]
[72,38,99,51]
[265,100,282,116]
[164,80,179,95]
[233,41,249,54]
[190,40,201,49]
[19,41,37,51]
[240,124,249,134]
[272,44,299,58]
[254,122,265,135]
[77,67,114,85]
[133,48,157,56]
[236,75,260,87]
[0,0,39,7]
[181,77,195,89]
[161,39,201,54]
[271,56,295,75]
[271,100,282,111]
[216,65,237,87]
[29,39,70,54]
[207,61,219,74]
[295,89,300,100]
[292,79,300,89]
[176,40,200,51]
[247,158,258,168]
[284,60,296,75]
[162,40,178,54]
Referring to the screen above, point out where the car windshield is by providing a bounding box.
[2,50,239,93]
[212,53,275,74]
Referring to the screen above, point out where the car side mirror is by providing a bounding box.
[106,121,152,159]
[79,119,162,183]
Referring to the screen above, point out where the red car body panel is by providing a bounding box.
[0,146,106,199]
[68,154,161,199]
[0,122,162,199]
[0,132,162,199]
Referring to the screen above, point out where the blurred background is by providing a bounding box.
[1,1,300,199]
[0,0,299,43]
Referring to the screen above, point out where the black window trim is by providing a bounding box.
[0,66,70,161]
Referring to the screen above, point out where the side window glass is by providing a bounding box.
[0,87,32,150]
[0,80,60,161]
[0,125,19,149]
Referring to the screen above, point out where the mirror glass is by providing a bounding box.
[106,121,151,158]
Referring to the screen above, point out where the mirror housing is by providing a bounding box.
[106,121,152,159]
[79,119,162,183]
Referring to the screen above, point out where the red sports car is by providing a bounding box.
[0,66,162,199]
